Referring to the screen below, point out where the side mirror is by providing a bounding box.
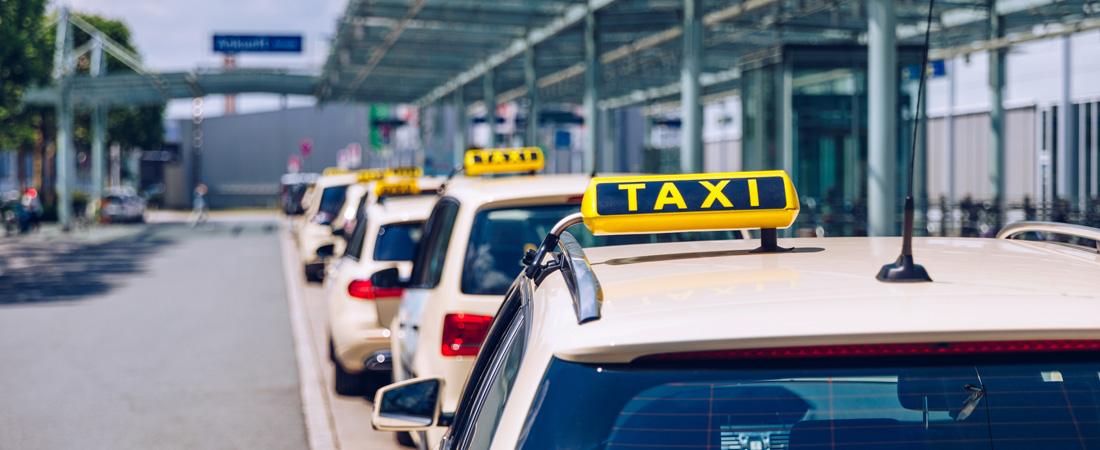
[373,377,444,431]
[332,228,346,237]
[316,244,335,259]
[370,267,407,289]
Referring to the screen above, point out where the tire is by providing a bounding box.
[395,431,415,448]
[333,358,368,396]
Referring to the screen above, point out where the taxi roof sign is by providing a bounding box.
[580,170,800,235]
[357,169,385,182]
[375,178,422,197]
[464,147,544,176]
[385,166,423,178]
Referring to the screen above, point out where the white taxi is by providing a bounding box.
[372,170,1100,450]
[298,168,362,282]
[325,177,440,395]
[377,150,742,446]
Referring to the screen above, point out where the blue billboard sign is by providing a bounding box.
[213,35,303,53]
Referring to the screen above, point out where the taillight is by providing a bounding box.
[441,313,493,357]
[347,279,404,300]
[636,340,1100,362]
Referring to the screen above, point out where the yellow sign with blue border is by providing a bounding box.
[580,170,799,235]
[464,147,544,175]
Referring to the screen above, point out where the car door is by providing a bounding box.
[396,197,460,380]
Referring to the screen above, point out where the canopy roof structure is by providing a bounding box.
[23,69,318,106]
[317,0,1099,109]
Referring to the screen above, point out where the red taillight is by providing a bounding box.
[441,313,493,357]
[636,340,1100,362]
[347,279,404,300]
[566,195,584,203]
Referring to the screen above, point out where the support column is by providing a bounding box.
[867,0,897,236]
[54,8,74,231]
[989,9,1006,226]
[484,69,496,148]
[524,45,540,148]
[453,87,466,167]
[1056,34,1077,202]
[583,8,600,174]
[91,32,107,208]
[680,0,704,173]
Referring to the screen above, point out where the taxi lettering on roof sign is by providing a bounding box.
[385,166,424,178]
[375,179,421,197]
[464,147,544,175]
[580,170,799,235]
[357,169,385,183]
[323,167,352,176]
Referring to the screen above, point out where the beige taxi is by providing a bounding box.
[325,178,439,395]
[298,168,361,282]
[372,170,1100,450]
[376,150,742,447]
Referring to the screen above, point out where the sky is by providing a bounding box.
[58,0,348,119]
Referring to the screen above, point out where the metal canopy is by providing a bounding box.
[23,70,320,106]
[319,0,1099,109]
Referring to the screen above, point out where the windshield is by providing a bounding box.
[518,356,1100,450]
[460,204,741,296]
[373,222,423,262]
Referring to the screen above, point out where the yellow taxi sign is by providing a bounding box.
[375,178,421,197]
[357,169,385,183]
[580,170,800,235]
[464,147,544,176]
[323,167,352,176]
[385,166,424,178]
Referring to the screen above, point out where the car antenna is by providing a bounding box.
[877,0,935,283]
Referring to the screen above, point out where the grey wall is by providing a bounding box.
[178,104,370,209]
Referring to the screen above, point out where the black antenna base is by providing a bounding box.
[750,228,793,254]
[876,254,932,283]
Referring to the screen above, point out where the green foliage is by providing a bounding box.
[0,0,51,150]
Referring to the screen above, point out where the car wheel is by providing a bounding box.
[395,431,415,448]
[332,357,367,396]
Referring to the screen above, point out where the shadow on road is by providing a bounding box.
[0,226,176,305]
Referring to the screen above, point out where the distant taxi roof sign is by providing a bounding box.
[580,170,800,235]
[357,169,385,182]
[375,178,421,197]
[385,166,423,178]
[464,147,544,176]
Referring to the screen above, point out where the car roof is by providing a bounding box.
[365,195,438,224]
[539,236,1100,363]
[441,173,597,206]
[314,173,358,188]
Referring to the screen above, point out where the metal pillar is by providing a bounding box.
[525,46,540,148]
[680,0,704,173]
[1057,34,1076,202]
[54,8,74,231]
[583,8,600,174]
[867,0,897,236]
[989,9,1006,225]
[91,32,107,207]
[601,109,614,171]
[453,87,466,166]
[484,69,496,147]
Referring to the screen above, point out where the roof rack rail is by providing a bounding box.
[997,221,1100,253]
[557,231,602,324]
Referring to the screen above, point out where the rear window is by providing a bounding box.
[317,185,348,216]
[518,355,1100,450]
[373,222,423,261]
[461,204,740,296]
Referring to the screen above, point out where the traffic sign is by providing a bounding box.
[299,138,313,158]
[213,35,303,53]
[347,143,362,168]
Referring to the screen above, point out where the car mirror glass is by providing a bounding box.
[372,378,443,431]
[370,267,405,289]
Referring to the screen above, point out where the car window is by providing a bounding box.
[315,185,348,223]
[461,204,742,296]
[373,222,423,261]
[344,213,369,260]
[455,309,526,450]
[516,356,1100,450]
[410,198,459,288]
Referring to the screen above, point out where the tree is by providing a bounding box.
[0,0,51,151]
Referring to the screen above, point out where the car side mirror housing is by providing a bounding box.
[316,244,335,259]
[370,267,407,289]
[373,377,444,431]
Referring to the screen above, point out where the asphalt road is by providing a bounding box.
[0,216,306,449]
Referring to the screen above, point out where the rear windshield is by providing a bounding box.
[373,222,423,262]
[317,185,348,216]
[461,204,740,296]
[518,355,1100,450]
